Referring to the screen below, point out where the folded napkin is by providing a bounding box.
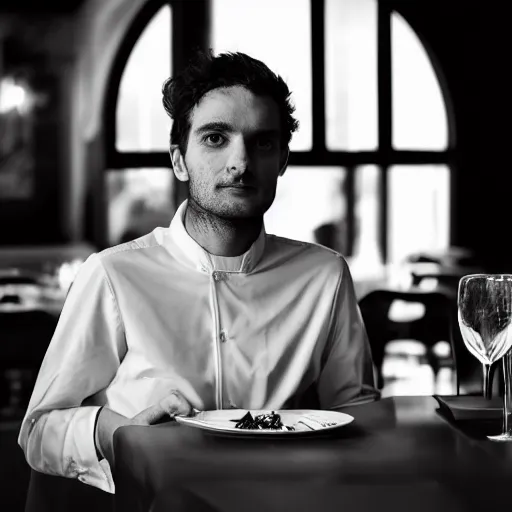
[434,395,503,421]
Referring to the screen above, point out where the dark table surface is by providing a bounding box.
[113,396,512,512]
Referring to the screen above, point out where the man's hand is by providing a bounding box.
[132,390,193,425]
[95,390,193,468]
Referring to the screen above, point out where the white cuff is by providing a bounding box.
[24,406,115,494]
[69,406,115,493]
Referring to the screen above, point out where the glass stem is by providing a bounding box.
[502,351,512,436]
[483,363,493,400]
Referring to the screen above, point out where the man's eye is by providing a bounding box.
[257,139,274,150]
[204,134,225,146]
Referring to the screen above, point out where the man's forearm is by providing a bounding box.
[95,407,132,467]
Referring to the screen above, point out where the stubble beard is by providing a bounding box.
[188,181,269,222]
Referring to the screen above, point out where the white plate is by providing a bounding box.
[175,409,354,436]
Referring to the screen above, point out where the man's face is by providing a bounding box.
[173,85,288,220]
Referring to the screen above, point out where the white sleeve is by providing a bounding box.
[18,253,126,493]
[316,257,380,409]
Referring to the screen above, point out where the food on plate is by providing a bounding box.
[233,411,295,431]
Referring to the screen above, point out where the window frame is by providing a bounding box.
[104,0,455,261]
[104,0,211,212]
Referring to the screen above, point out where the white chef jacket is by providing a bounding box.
[18,200,378,493]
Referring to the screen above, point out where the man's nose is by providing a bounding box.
[226,139,249,177]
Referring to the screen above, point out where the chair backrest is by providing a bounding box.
[408,263,480,293]
[359,288,457,388]
[411,272,462,291]
[405,248,482,269]
[359,287,484,394]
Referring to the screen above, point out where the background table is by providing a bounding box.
[113,396,512,512]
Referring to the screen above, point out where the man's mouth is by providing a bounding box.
[219,183,257,190]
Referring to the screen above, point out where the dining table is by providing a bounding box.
[112,395,512,512]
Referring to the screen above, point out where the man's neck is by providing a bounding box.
[184,200,263,257]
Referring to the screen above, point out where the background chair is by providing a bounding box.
[405,246,485,295]
[411,270,464,292]
[359,288,457,391]
[407,267,498,396]
[405,247,483,270]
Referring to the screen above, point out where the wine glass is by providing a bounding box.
[458,274,512,441]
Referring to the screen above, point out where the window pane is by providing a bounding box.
[325,0,378,150]
[106,168,175,246]
[116,6,172,152]
[350,165,383,278]
[388,165,450,264]
[264,167,347,252]
[212,0,312,151]
[392,12,449,150]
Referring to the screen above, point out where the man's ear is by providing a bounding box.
[278,148,290,177]
[169,144,189,182]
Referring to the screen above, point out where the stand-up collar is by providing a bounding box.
[165,200,266,273]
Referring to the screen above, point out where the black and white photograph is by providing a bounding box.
[0,1,508,511]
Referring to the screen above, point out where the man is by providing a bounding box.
[19,50,379,494]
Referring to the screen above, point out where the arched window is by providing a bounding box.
[104,0,210,245]
[105,0,453,273]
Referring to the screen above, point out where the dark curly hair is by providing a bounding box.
[162,49,299,154]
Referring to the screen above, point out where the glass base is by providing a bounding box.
[487,433,512,442]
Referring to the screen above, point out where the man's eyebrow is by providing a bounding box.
[194,123,281,138]
[194,122,234,134]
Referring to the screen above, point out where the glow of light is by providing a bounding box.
[0,78,27,113]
